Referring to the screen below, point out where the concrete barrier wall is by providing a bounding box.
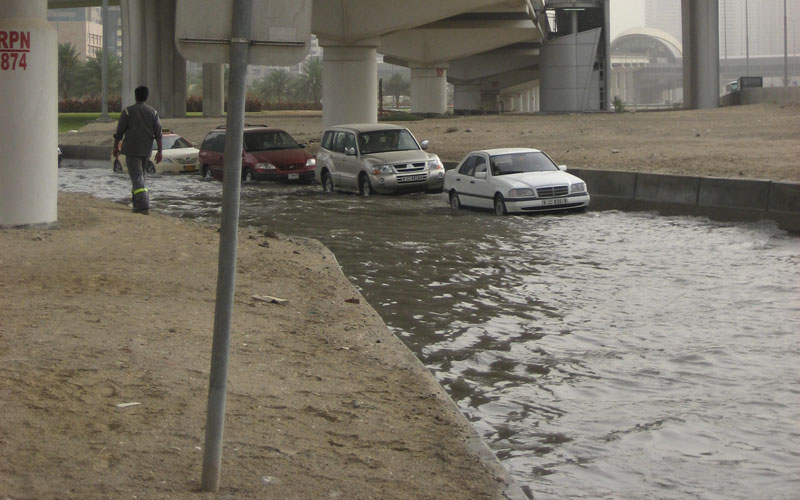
[722,87,800,107]
[570,167,800,233]
[59,144,111,161]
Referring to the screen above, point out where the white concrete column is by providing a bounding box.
[533,85,539,112]
[120,0,143,108]
[120,0,184,116]
[320,40,378,129]
[454,83,481,114]
[203,63,225,117]
[682,0,720,109]
[0,0,57,226]
[410,65,448,115]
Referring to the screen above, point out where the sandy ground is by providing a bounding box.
[60,103,800,182]
[0,193,518,500]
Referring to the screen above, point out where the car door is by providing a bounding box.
[327,131,349,187]
[450,155,478,207]
[336,132,361,191]
[471,155,495,209]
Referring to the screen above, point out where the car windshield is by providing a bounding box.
[358,129,419,154]
[491,152,559,175]
[243,130,300,151]
[157,136,192,150]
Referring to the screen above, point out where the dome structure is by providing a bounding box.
[611,27,682,63]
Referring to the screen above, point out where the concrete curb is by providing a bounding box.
[571,168,800,233]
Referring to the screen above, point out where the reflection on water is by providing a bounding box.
[60,165,800,499]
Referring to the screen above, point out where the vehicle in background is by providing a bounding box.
[443,148,590,215]
[112,131,199,174]
[315,123,444,196]
[198,125,316,183]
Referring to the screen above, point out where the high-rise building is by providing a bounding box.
[720,0,798,57]
[48,6,122,62]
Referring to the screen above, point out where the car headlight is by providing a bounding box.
[255,162,276,170]
[427,157,444,170]
[371,164,395,175]
[161,158,173,164]
[570,182,587,193]
[305,158,316,167]
[508,188,534,198]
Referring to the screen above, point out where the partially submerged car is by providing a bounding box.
[443,148,590,215]
[112,132,199,174]
[198,125,315,183]
[315,123,444,195]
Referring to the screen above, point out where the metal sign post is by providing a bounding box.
[176,0,311,493]
[199,0,252,492]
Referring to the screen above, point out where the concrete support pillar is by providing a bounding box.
[0,0,57,226]
[481,90,499,113]
[203,63,225,117]
[499,94,513,114]
[120,0,185,116]
[320,41,378,129]
[410,65,448,115]
[682,0,720,109]
[454,84,481,114]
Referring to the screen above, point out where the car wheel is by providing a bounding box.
[359,174,373,197]
[113,159,123,173]
[146,161,156,174]
[242,168,253,183]
[201,165,210,178]
[449,190,461,210]
[494,194,507,216]
[321,171,334,193]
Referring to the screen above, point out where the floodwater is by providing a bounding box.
[60,163,800,499]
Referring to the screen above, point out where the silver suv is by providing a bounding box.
[315,123,445,195]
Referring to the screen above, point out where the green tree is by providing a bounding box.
[76,49,121,97]
[58,42,80,99]
[291,57,322,104]
[254,68,295,103]
[384,72,409,108]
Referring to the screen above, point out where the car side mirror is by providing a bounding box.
[298,143,307,148]
[558,165,567,171]
[420,140,429,150]
[345,146,357,156]
[475,171,487,179]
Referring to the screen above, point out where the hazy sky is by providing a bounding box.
[609,0,646,38]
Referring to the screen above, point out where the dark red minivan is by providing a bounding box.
[198,125,316,182]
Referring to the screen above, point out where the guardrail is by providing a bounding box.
[570,168,800,233]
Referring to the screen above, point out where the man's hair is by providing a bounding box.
[134,86,149,102]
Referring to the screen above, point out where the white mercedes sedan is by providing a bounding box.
[443,148,590,215]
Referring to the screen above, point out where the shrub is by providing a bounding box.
[612,96,625,113]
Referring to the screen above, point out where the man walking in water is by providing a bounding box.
[112,86,162,213]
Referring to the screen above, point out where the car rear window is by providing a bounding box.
[491,152,559,175]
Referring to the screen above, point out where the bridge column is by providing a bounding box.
[682,0,720,109]
[203,63,224,117]
[320,40,378,129]
[0,0,57,226]
[410,65,448,115]
[454,83,481,114]
[120,0,185,116]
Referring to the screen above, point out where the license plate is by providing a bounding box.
[288,173,299,180]
[543,197,568,206]
[398,174,426,183]
[183,164,197,172]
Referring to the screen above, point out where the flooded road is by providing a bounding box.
[60,164,800,499]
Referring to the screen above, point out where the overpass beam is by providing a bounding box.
[410,65,448,115]
[0,0,58,226]
[203,63,225,117]
[682,0,720,109]
[320,40,378,128]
